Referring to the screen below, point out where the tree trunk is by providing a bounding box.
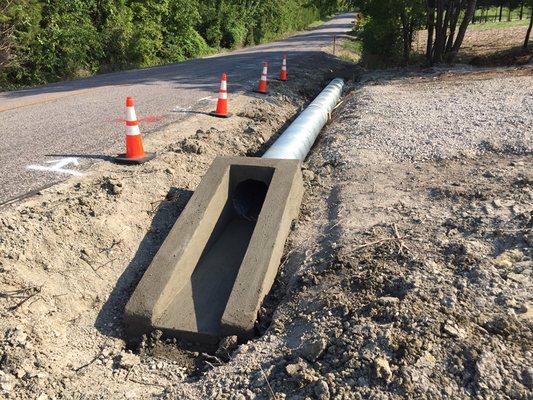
[524,8,533,48]
[448,0,478,62]
[520,2,524,19]
[499,4,503,21]
[426,0,435,65]
[434,0,446,62]
[401,11,410,65]
[446,1,461,53]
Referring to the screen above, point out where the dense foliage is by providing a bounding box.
[0,0,345,89]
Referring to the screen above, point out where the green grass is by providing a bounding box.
[473,6,531,25]
[339,38,362,62]
[469,18,531,30]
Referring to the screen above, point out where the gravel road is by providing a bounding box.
[0,13,354,205]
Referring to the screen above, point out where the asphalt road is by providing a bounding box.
[0,13,354,205]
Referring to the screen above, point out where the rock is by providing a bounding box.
[475,351,503,391]
[377,296,400,306]
[373,357,392,382]
[518,303,533,321]
[216,335,239,360]
[176,139,206,155]
[286,363,302,377]
[118,351,140,370]
[302,170,315,182]
[297,338,327,362]
[522,367,533,389]
[314,380,330,400]
[0,371,16,393]
[100,177,123,195]
[442,321,464,338]
[6,326,27,347]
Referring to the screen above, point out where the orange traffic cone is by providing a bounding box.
[256,62,268,94]
[210,73,231,118]
[115,97,156,164]
[280,55,287,81]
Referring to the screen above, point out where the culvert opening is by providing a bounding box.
[232,179,269,222]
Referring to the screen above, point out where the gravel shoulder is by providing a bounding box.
[0,62,532,400]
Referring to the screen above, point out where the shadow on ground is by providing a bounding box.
[95,186,193,340]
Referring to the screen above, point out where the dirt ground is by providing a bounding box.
[0,55,532,399]
[415,25,532,65]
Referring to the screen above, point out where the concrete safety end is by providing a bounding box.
[124,156,303,344]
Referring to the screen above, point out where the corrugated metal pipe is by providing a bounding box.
[262,78,344,160]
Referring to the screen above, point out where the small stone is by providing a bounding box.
[118,351,140,369]
[377,296,400,306]
[442,322,463,338]
[522,367,533,389]
[302,170,315,182]
[492,199,504,208]
[286,363,302,376]
[475,351,503,390]
[314,380,330,400]
[7,326,27,347]
[374,357,392,382]
[297,337,327,362]
[216,336,239,360]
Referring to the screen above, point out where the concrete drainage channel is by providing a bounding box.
[125,79,345,352]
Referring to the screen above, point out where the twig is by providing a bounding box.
[392,223,411,254]
[3,286,43,311]
[80,258,103,279]
[74,350,102,372]
[259,364,276,399]
[128,377,165,388]
[347,238,394,252]
[94,257,117,272]
[98,239,123,254]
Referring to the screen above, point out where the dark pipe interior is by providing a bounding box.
[232,179,269,221]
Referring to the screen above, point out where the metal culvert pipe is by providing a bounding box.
[262,78,344,161]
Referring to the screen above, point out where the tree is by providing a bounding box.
[426,0,478,65]
[524,0,533,47]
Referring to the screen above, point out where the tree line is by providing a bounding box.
[353,0,532,66]
[0,0,345,90]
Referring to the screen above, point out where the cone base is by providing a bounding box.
[253,89,268,95]
[115,152,156,165]
[209,111,233,119]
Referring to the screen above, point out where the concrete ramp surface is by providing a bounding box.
[125,157,303,344]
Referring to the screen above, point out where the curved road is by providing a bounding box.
[0,13,354,205]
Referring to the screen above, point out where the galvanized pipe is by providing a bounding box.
[262,78,344,161]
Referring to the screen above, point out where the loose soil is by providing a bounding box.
[0,57,531,400]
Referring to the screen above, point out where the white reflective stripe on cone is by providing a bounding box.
[126,125,141,135]
[262,67,268,74]
[260,75,267,81]
[220,81,227,91]
[126,107,137,121]
[219,92,228,100]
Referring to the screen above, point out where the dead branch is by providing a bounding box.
[1,285,43,311]
[259,364,276,399]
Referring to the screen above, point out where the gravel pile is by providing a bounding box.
[335,69,532,164]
